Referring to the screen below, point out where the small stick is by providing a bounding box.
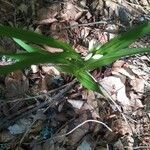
[1,80,75,104]
[63,21,108,29]
[0,80,76,130]
[57,120,112,139]
[36,119,112,143]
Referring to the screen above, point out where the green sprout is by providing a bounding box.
[0,22,150,93]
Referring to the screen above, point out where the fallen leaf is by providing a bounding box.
[68,99,84,109]
[42,66,60,76]
[17,3,28,14]
[100,76,131,106]
[130,78,145,93]
[5,70,29,98]
[77,137,92,150]
[0,130,14,143]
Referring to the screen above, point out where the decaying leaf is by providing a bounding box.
[5,70,29,98]
[100,76,131,106]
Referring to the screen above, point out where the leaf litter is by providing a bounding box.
[0,0,150,149]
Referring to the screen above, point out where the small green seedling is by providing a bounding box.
[0,22,150,93]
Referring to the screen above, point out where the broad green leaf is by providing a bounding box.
[0,52,71,62]
[0,52,37,61]
[13,38,45,53]
[0,52,71,74]
[13,38,83,61]
[74,70,101,93]
[0,25,80,59]
[57,63,101,93]
[0,63,67,75]
[95,22,150,55]
[85,47,150,70]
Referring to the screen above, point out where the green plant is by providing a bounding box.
[0,23,150,93]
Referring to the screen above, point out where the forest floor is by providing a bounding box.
[0,0,150,149]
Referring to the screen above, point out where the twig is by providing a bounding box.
[19,119,36,145]
[63,21,107,29]
[63,119,112,135]
[0,80,76,130]
[42,119,112,142]
[60,21,125,30]
[98,83,135,134]
[1,80,74,104]
[124,146,150,149]
[124,0,148,14]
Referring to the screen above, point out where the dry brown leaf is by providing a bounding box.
[130,78,145,93]
[0,0,14,14]
[62,1,82,21]
[43,45,63,53]
[5,70,29,98]
[77,135,93,150]
[17,3,28,14]
[0,130,14,143]
[80,27,90,39]
[42,66,60,76]
[40,66,60,91]
[113,140,124,150]
[104,119,134,143]
[37,6,59,21]
[44,74,55,90]
[32,144,43,150]
[131,98,144,109]
[100,76,131,106]
[67,110,93,146]
[42,140,55,150]
[82,90,99,118]
[68,99,84,109]
[112,60,125,68]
